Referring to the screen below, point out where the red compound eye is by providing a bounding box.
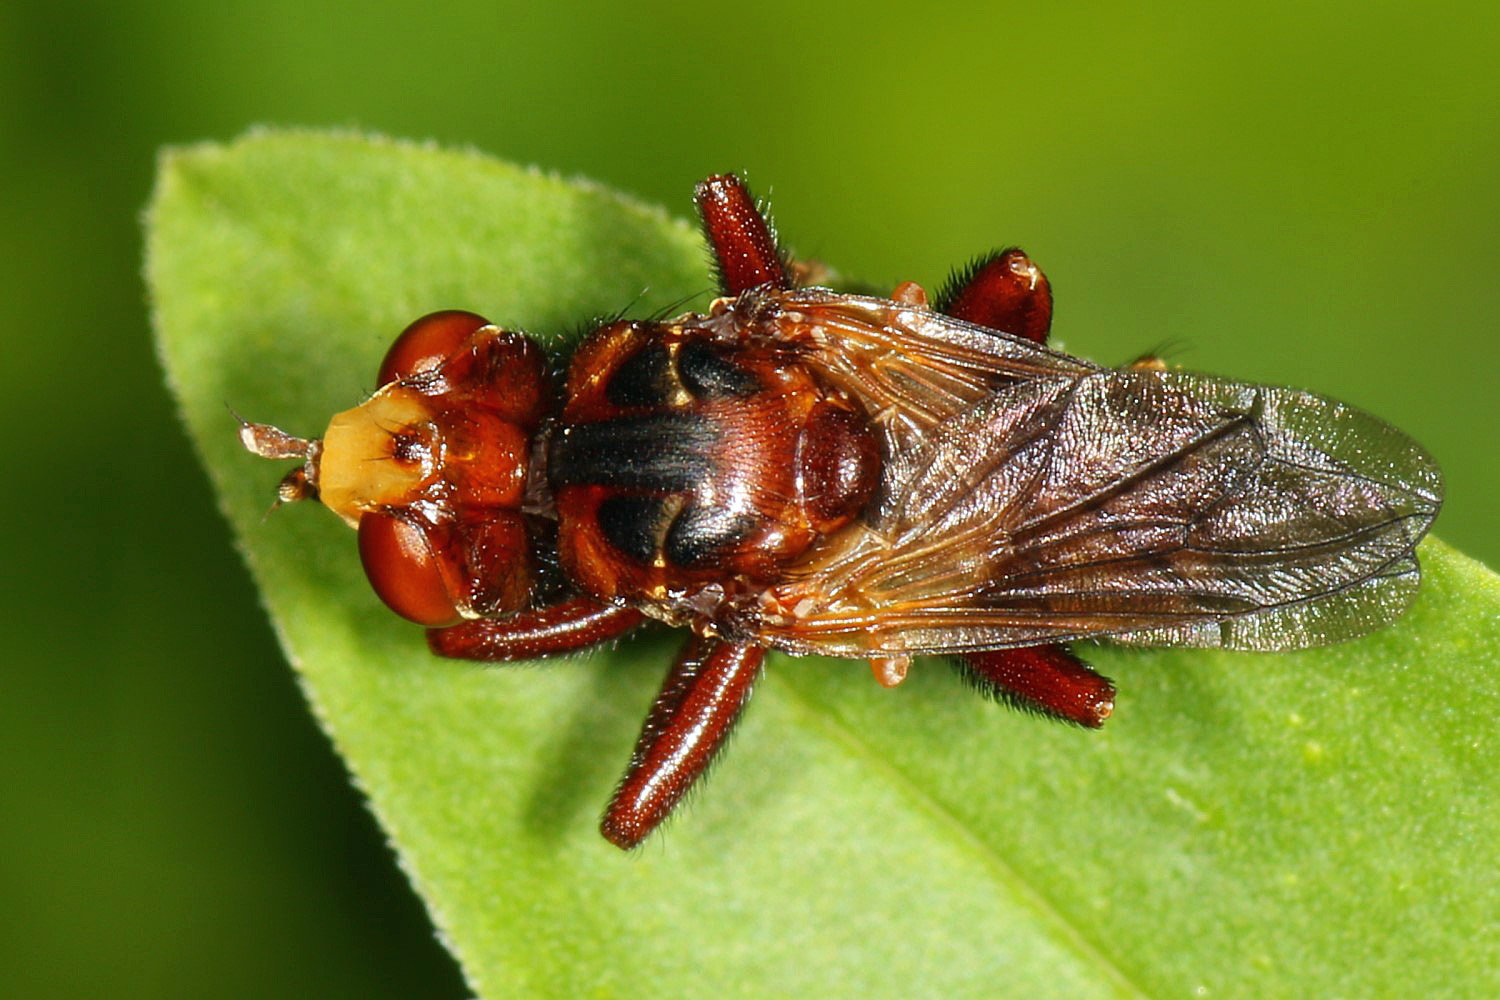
[378,310,492,386]
[357,511,463,626]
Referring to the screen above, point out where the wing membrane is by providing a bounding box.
[743,289,1100,456]
[730,324,1442,657]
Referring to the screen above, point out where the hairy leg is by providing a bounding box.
[694,174,789,295]
[960,646,1116,728]
[934,247,1053,344]
[427,596,645,660]
[602,637,766,849]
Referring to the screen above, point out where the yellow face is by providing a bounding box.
[315,385,437,528]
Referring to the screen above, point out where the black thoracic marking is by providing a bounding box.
[548,413,716,491]
[597,494,669,563]
[665,502,760,568]
[605,343,676,408]
[677,340,760,400]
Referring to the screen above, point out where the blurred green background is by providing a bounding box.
[3,2,1496,996]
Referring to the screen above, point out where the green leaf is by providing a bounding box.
[148,131,1500,998]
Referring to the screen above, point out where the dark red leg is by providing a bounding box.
[694,174,788,295]
[602,637,765,849]
[934,248,1053,345]
[960,646,1115,728]
[427,595,645,660]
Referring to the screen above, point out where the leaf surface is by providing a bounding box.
[148,131,1500,998]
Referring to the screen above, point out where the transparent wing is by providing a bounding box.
[738,367,1442,657]
[744,288,1101,456]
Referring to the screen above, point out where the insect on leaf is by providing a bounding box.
[149,130,1500,999]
